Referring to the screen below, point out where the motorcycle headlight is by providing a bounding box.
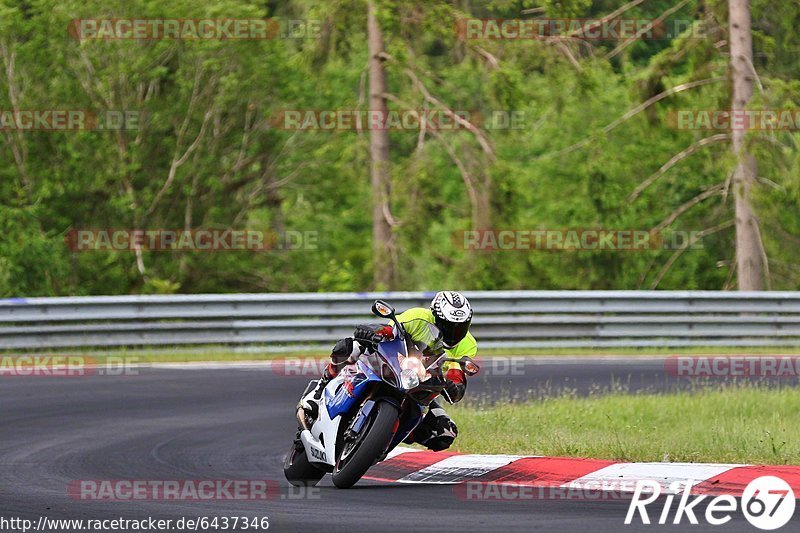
[400,355,430,382]
[400,369,420,390]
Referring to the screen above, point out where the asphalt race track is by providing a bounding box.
[0,358,787,532]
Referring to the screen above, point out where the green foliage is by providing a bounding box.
[0,0,798,295]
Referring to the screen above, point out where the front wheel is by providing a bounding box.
[284,441,325,487]
[331,401,398,488]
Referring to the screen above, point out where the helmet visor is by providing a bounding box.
[437,317,471,348]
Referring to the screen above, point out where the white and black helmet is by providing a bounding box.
[430,291,473,348]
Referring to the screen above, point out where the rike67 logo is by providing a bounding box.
[625,476,795,530]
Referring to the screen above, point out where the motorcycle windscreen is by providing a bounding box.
[386,320,446,390]
[395,319,444,357]
[374,336,407,385]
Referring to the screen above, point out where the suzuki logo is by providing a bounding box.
[309,446,327,462]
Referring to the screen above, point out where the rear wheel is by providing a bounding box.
[331,401,398,488]
[283,440,325,487]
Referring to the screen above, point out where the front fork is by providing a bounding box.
[349,396,423,463]
[344,399,376,440]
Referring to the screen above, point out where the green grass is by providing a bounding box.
[448,384,800,465]
[476,345,800,357]
[0,348,313,363]
[4,344,800,364]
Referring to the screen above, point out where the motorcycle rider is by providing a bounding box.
[299,291,475,452]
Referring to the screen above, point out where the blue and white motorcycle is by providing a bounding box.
[284,300,479,489]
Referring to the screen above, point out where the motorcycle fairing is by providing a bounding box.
[303,326,439,469]
[324,359,382,419]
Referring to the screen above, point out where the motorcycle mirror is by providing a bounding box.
[371,299,407,340]
[371,300,395,318]
[462,358,480,376]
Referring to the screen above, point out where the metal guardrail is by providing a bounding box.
[1,291,799,350]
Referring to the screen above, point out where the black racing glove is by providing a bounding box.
[353,324,393,345]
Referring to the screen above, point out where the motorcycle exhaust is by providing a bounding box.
[296,379,320,431]
[296,407,310,431]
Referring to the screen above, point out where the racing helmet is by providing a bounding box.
[430,291,473,349]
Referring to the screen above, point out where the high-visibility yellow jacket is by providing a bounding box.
[393,307,477,373]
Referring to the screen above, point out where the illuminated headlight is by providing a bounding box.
[398,354,430,390]
[400,369,420,389]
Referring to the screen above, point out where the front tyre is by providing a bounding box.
[331,401,398,489]
[284,441,325,487]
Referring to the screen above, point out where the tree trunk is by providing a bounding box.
[367,1,394,289]
[474,176,491,231]
[729,0,764,290]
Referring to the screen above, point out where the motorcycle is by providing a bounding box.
[283,299,479,489]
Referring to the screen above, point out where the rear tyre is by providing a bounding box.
[331,401,398,489]
[284,441,325,487]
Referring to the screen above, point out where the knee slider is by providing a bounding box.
[425,435,455,451]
